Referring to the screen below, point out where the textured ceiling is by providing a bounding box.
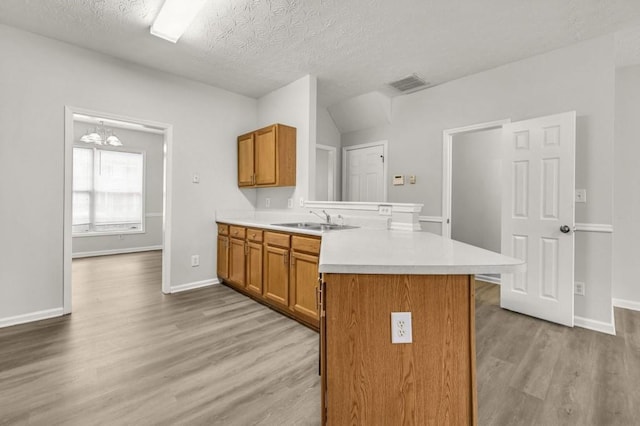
[2,0,640,106]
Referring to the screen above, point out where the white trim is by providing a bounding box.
[476,274,501,285]
[146,212,163,217]
[72,245,163,259]
[342,140,388,202]
[170,278,220,293]
[419,216,443,223]
[442,119,511,237]
[315,144,338,202]
[613,298,640,312]
[0,308,64,329]
[574,223,613,233]
[389,222,421,231]
[64,106,174,315]
[574,315,616,335]
[305,201,423,213]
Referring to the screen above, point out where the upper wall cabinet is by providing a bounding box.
[237,123,296,188]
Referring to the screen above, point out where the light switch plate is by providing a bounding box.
[575,189,586,203]
[192,173,200,183]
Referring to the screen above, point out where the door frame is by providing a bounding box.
[63,106,174,314]
[342,140,388,202]
[441,119,510,238]
[316,144,337,201]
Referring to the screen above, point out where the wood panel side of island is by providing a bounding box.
[321,273,477,426]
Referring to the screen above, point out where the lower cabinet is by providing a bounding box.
[216,222,321,330]
[290,236,320,328]
[263,232,290,309]
[227,226,246,289]
[245,229,263,296]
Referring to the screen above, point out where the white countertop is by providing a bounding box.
[216,215,524,276]
[318,228,524,275]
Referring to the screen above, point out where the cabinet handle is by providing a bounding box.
[244,243,248,256]
[290,253,295,266]
[283,251,289,265]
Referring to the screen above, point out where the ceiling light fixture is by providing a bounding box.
[150,0,208,43]
[80,121,123,147]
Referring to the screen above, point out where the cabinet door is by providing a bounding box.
[216,235,229,279]
[246,241,263,296]
[228,237,246,288]
[238,133,255,187]
[263,245,289,308]
[290,251,320,327]
[255,126,277,186]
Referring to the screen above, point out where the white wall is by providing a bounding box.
[613,64,640,309]
[333,35,616,327]
[71,124,164,256]
[316,107,341,200]
[254,75,317,209]
[451,128,502,253]
[0,25,257,322]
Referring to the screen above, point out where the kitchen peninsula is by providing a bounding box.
[216,209,522,425]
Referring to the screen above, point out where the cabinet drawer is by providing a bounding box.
[247,228,263,242]
[292,235,321,254]
[229,226,246,239]
[264,231,290,248]
[218,224,229,235]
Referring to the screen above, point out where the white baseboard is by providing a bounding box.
[72,245,163,258]
[613,298,640,312]
[476,274,501,285]
[170,278,220,293]
[574,315,616,335]
[0,307,64,329]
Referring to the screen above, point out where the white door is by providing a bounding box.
[344,143,386,202]
[501,111,576,326]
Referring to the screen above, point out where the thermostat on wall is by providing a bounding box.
[393,175,404,186]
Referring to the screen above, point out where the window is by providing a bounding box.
[73,147,144,235]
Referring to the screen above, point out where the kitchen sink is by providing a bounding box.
[272,222,359,231]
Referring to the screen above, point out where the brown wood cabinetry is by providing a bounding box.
[227,226,246,289]
[290,235,321,328]
[237,124,296,188]
[216,222,321,330]
[320,273,477,425]
[245,229,263,296]
[216,225,229,279]
[263,232,290,309]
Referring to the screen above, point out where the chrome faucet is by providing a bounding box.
[310,210,331,224]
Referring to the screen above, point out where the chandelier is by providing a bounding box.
[80,121,123,147]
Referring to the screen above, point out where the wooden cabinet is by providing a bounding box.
[320,273,477,425]
[216,222,321,331]
[263,232,290,309]
[237,124,296,188]
[216,224,229,280]
[245,229,263,296]
[227,226,246,288]
[290,235,321,328]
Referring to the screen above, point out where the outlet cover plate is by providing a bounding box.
[391,312,413,344]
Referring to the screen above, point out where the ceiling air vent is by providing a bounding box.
[387,74,430,94]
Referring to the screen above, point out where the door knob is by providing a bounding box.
[560,225,571,234]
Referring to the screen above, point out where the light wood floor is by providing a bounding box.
[0,251,638,425]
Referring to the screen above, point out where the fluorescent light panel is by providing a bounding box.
[150,0,208,43]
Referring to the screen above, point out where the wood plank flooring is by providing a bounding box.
[0,252,638,425]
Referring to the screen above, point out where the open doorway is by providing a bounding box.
[442,120,508,286]
[63,107,173,314]
[315,144,337,201]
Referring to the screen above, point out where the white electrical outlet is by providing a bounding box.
[265,198,270,208]
[192,173,200,184]
[574,281,585,296]
[391,312,413,344]
[299,197,305,207]
[191,255,200,267]
[287,198,293,208]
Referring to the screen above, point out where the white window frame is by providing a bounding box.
[72,144,146,237]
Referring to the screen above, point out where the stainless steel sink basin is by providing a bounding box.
[272,222,358,231]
